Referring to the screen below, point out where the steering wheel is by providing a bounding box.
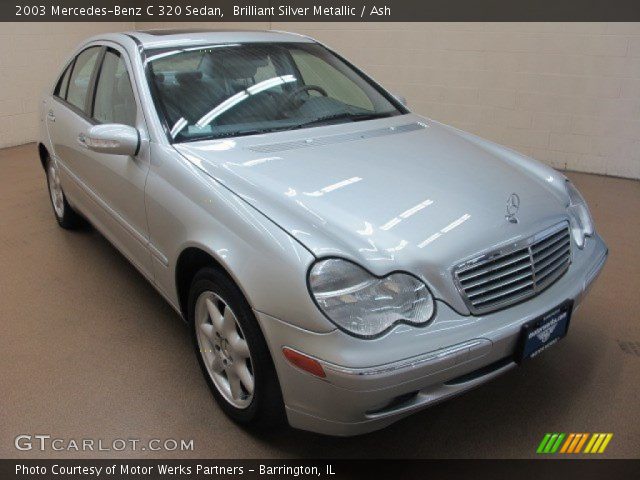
[283,85,328,109]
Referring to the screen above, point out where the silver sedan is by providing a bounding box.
[38,30,608,436]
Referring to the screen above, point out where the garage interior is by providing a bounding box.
[0,22,639,458]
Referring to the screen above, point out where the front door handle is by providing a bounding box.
[47,110,56,122]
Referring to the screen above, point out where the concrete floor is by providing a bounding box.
[0,143,638,459]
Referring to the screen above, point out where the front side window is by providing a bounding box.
[66,47,101,111]
[146,42,403,142]
[93,49,137,127]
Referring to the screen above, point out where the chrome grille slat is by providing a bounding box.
[536,260,570,291]
[454,222,571,314]
[535,254,570,282]
[477,282,533,305]
[457,250,530,282]
[460,261,533,289]
[534,245,571,273]
[531,229,569,254]
[532,233,570,260]
[466,269,535,298]
[469,277,535,302]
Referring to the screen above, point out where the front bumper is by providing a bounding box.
[257,234,608,436]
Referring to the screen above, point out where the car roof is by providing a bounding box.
[123,29,315,49]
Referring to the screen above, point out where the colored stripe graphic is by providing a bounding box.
[538,433,613,454]
[567,433,582,453]
[574,433,589,453]
[592,434,606,453]
[585,433,614,453]
[584,433,599,453]
[550,433,565,453]
[537,433,552,453]
[560,433,575,453]
[544,433,559,453]
[537,433,565,454]
[598,434,613,453]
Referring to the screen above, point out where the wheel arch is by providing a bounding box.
[174,245,255,323]
[37,143,49,170]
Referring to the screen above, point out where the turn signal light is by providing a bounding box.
[282,347,326,378]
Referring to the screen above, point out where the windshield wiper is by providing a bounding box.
[178,125,298,143]
[176,112,396,143]
[293,111,394,129]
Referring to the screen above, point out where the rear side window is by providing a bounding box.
[93,49,137,127]
[54,63,73,99]
[66,47,101,111]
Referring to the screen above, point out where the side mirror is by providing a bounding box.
[85,124,139,156]
[393,93,408,107]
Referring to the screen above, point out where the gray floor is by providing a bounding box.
[1,144,638,458]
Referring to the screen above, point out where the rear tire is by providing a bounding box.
[188,267,285,428]
[45,156,82,230]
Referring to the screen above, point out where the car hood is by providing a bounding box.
[175,114,570,313]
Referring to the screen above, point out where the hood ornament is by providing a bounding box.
[506,193,520,224]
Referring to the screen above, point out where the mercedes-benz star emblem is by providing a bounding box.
[506,193,520,224]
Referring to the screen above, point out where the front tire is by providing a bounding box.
[188,267,285,428]
[45,156,82,229]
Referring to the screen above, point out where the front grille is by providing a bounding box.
[454,223,571,314]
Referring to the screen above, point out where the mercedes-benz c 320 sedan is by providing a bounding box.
[38,30,608,435]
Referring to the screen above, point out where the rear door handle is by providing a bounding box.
[47,110,56,122]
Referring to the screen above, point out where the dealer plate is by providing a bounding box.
[516,301,573,363]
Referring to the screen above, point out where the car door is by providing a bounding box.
[47,45,103,209]
[46,44,153,279]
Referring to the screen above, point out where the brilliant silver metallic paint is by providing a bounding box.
[85,124,140,156]
[39,30,608,436]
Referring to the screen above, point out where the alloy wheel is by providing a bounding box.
[195,291,255,409]
[47,161,65,219]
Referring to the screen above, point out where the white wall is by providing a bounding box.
[1,21,638,179]
[0,22,134,147]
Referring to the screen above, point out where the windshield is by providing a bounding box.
[145,42,404,142]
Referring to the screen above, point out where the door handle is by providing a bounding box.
[77,132,87,147]
[47,110,56,122]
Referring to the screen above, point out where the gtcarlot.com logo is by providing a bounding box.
[536,433,613,454]
[15,435,194,452]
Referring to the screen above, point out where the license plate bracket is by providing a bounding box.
[516,300,573,363]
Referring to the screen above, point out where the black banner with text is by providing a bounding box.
[3,0,640,22]
[2,459,640,480]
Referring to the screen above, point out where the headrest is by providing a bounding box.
[220,51,268,79]
[176,71,203,84]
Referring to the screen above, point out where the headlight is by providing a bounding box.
[308,258,435,338]
[565,180,594,249]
